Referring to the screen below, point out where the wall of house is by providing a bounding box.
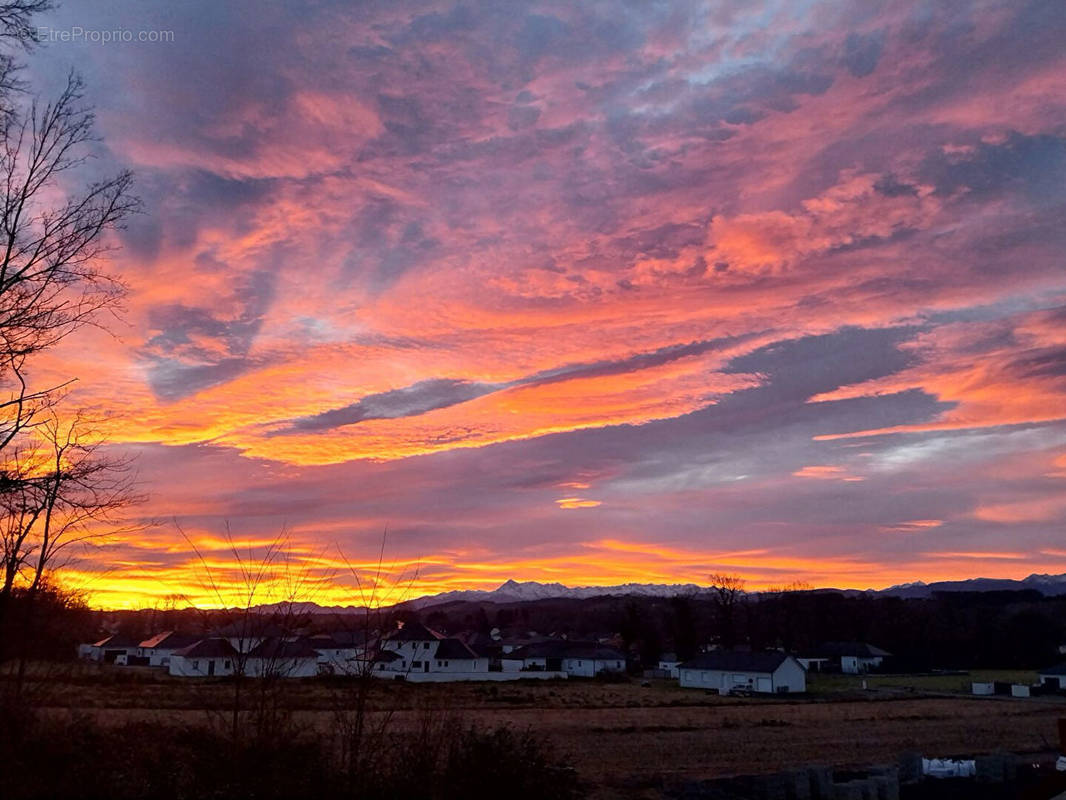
[841,655,883,674]
[659,661,680,678]
[245,657,318,678]
[680,668,802,693]
[168,656,235,677]
[316,648,363,673]
[431,657,486,673]
[386,670,567,682]
[563,658,625,677]
[771,659,807,693]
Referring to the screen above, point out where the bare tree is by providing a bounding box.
[329,532,422,795]
[708,572,746,649]
[0,2,139,680]
[1,413,139,690]
[180,523,328,747]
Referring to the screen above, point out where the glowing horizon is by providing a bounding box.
[22,0,1066,609]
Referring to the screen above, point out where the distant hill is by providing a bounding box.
[876,572,1066,599]
[247,572,1066,614]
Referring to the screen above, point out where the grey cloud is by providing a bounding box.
[843,31,885,77]
[288,379,501,432]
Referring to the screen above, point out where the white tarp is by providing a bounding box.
[922,758,976,778]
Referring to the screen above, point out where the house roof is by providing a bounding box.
[249,637,320,659]
[505,640,626,661]
[457,631,498,655]
[1039,662,1066,676]
[139,631,201,650]
[660,652,679,662]
[679,650,795,673]
[434,638,479,660]
[383,621,444,642]
[371,649,402,663]
[93,633,142,649]
[815,642,892,658]
[173,638,239,659]
[307,630,367,648]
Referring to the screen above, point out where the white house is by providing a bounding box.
[811,642,891,674]
[136,631,201,667]
[502,640,625,677]
[658,652,682,678]
[307,631,368,675]
[81,633,141,664]
[679,651,807,694]
[379,621,446,674]
[168,638,238,677]
[245,637,320,678]
[1038,662,1066,691]
[375,621,489,680]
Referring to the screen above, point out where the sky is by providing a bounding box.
[22,0,1066,608]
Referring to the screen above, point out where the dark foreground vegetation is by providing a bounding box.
[1,699,580,800]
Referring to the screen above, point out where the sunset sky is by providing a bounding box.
[25,0,1066,607]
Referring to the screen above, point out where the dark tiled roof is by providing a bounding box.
[94,633,142,649]
[434,639,479,659]
[384,621,444,642]
[506,640,626,661]
[139,631,200,650]
[249,638,319,659]
[173,638,239,659]
[1040,662,1066,676]
[679,650,794,673]
[815,642,891,658]
[372,649,401,663]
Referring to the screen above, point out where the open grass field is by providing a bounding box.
[16,665,1066,799]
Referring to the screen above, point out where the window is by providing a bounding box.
[423,642,429,649]
[193,660,200,670]
[378,664,384,671]
[413,661,422,669]
[224,660,231,669]
[444,661,449,667]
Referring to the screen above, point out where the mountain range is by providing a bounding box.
[260,572,1066,614]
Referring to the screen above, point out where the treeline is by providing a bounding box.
[419,588,1066,670]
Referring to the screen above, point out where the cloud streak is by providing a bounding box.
[22,0,1066,605]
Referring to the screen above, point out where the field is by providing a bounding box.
[20,666,1066,799]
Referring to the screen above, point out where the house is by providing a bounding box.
[369,648,405,675]
[376,621,490,680]
[502,640,626,677]
[1038,662,1066,691]
[812,642,891,674]
[379,621,445,673]
[168,638,238,677]
[246,637,320,678]
[136,631,201,667]
[307,631,368,675]
[430,638,485,673]
[212,619,289,654]
[658,652,682,678]
[82,633,142,664]
[678,651,807,694]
